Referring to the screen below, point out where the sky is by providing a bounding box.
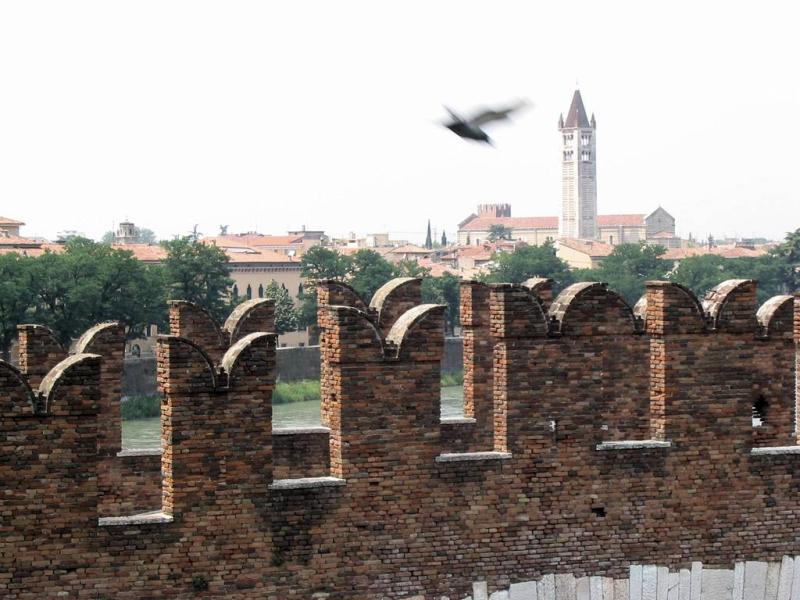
[1,1,798,245]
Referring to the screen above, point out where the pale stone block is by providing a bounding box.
[602,578,615,600]
[733,563,744,600]
[700,568,733,600]
[668,573,679,600]
[556,574,577,600]
[490,591,509,600]
[589,576,604,600]
[792,557,800,600]
[509,581,538,600]
[691,563,703,600]
[643,565,658,600]
[777,556,794,600]
[744,561,768,600]
[539,574,556,600]
[657,567,669,600]
[679,569,691,600]
[614,579,629,600]
[474,581,489,600]
[630,566,644,600]
[767,563,781,600]
[576,577,591,600]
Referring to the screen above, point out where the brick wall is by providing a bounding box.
[1,279,799,599]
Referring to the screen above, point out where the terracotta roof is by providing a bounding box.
[387,244,431,255]
[563,90,590,128]
[0,235,42,247]
[111,244,167,262]
[597,214,646,227]
[459,216,559,232]
[224,248,300,265]
[663,246,768,260]
[558,238,615,258]
[203,234,304,248]
[0,216,24,226]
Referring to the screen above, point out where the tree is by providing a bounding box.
[424,220,433,250]
[263,281,299,334]
[770,228,800,293]
[582,242,670,305]
[670,254,787,304]
[441,230,448,246]
[422,272,461,334]
[101,226,158,245]
[487,224,513,242]
[161,237,233,322]
[0,253,35,360]
[349,249,397,301]
[297,246,353,328]
[668,254,734,299]
[485,242,573,293]
[26,238,166,345]
[396,260,430,278]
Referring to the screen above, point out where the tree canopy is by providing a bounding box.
[161,237,234,323]
[483,242,574,293]
[487,224,513,242]
[263,281,299,334]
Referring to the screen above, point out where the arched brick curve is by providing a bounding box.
[549,282,637,336]
[222,298,275,344]
[0,360,37,415]
[756,294,794,337]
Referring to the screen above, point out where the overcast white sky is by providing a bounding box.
[1,1,798,244]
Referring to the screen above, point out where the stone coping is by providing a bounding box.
[596,440,672,451]
[269,476,346,490]
[98,511,173,527]
[435,451,512,463]
[751,446,800,455]
[117,448,162,457]
[272,426,331,436]
[440,417,477,425]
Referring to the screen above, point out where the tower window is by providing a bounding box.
[581,151,591,161]
[581,134,591,146]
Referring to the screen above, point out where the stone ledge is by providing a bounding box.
[751,446,800,455]
[272,426,331,436]
[98,511,173,527]
[117,448,162,457]
[596,440,672,450]
[440,417,477,425]
[269,476,346,490]
[435,451,512,463]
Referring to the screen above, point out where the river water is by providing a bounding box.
[122,386,465,451]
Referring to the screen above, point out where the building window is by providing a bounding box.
[581,134,591,146]
[232,285,239,300]
[258,284,264,298]
[246,284,252,299]
[581,151,591,161]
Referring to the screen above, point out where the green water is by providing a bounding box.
[122,386,465,451]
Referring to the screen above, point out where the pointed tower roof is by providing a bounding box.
[564,89,590,128]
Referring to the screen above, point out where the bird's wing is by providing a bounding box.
[442,105,462,123]
[469,100,530,126]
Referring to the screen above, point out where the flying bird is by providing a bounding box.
[441,99,531,145]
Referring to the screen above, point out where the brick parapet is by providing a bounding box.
[4,279,800,599]
[460,281,494,450]
[16,324,65,389]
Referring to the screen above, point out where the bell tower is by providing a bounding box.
[559,89,597,239]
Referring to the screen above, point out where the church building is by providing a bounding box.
[457,90,679,249]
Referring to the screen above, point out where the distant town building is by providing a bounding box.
[456,87,680,259]
[0,216,25,237]
[559,90,597,239]
[114,221,138,245]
